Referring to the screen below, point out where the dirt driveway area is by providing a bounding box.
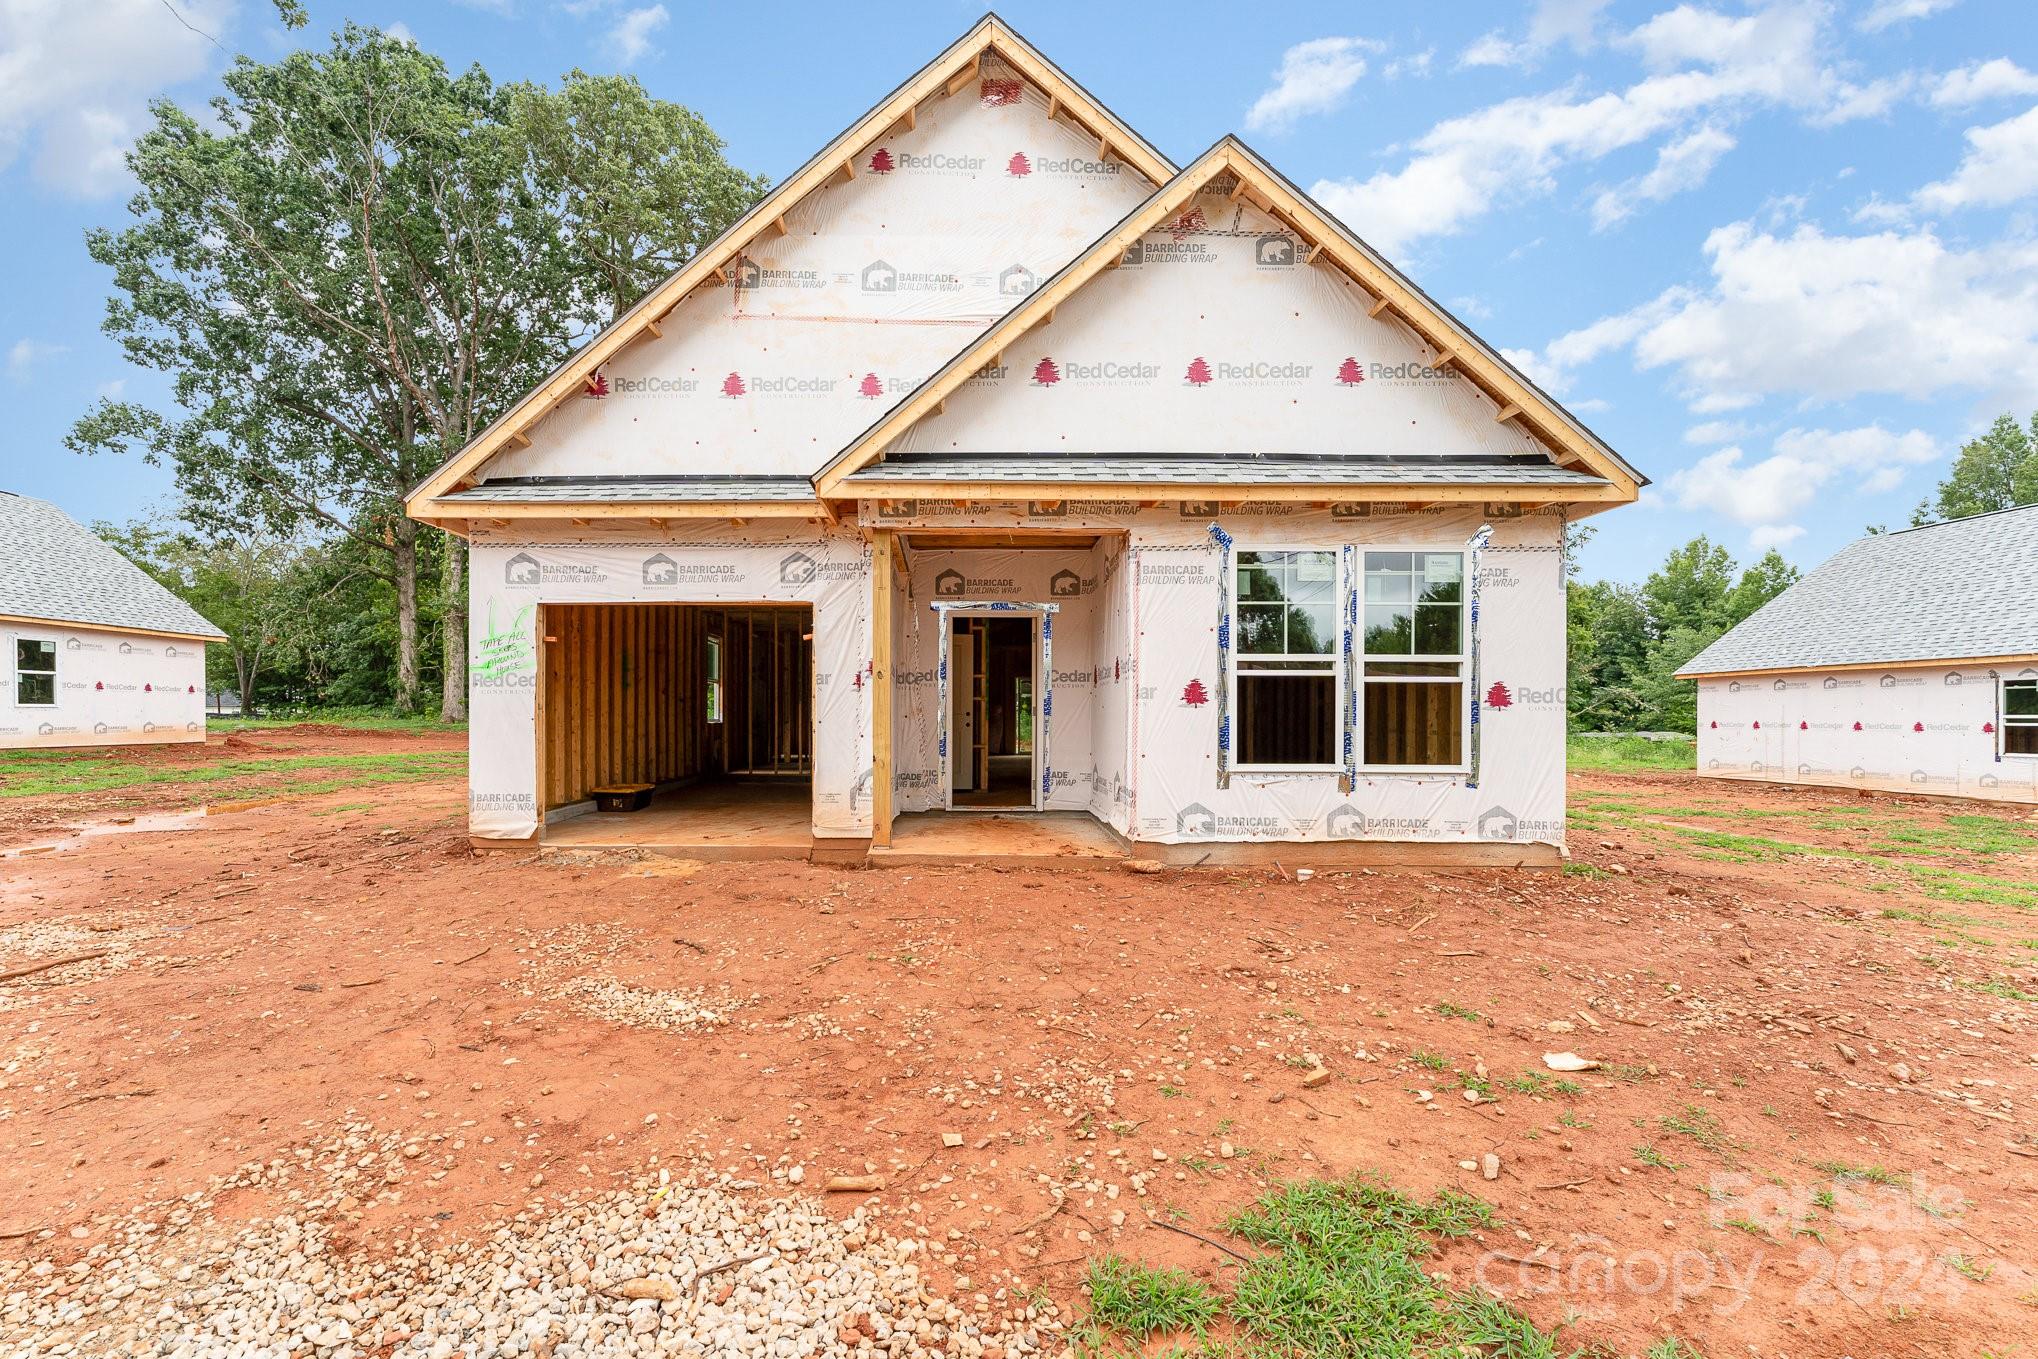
[1,726,2034,1357]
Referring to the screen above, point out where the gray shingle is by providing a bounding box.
[448,477,817,504]
[1679,504,2038,676]
[846,453,1608,487]
[0,493,225,640]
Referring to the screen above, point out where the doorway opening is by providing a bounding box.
[949,613,1037,809]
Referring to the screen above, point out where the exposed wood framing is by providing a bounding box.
[0,614,222,646]
[1494,403,1522,424]
[852,480,1625,504]
[412,500,828,536]
[405,16,1175,524]
[1368,295,1394,319]
[814,137,1641,502]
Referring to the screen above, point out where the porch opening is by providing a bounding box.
[949,613,1036,809]
[538,602,813,852]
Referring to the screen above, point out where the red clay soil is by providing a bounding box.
[1,731,2034,1356]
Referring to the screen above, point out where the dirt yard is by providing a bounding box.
[1,726,2034,1357]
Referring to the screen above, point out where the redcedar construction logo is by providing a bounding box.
[721,372,746,398]
[1184,356,1213,386]
[1485,681,1512,709]
[868,147,895,174]
[582,371,609,398]
[858,372,884,399]
[1032,356,1061,386]
[1336,357,1365,386]
[1006,151,1032,177]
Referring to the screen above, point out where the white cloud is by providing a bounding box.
[605,3,667,65]
[1913,105,2038,212]
[1858,0,1959,33]
[1669,425,1939,537]
[1809,73,1917,127]
[1382,49,1434,81]
[1591,124,1735,229]
[1313,3,1877,254]
[1748,524,1806,549]
[1684,419,1752,444]
[1528,219,2038,410]
[95,376,126,401]
[1244,36,1382,132]
[7,338,67,379]
[1931,58,2038,108]
[384,20,416,45]
[0,0,230,198]
[1460,0,1611,70]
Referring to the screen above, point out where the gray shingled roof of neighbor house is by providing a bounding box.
[1679,503,2038,677]
[0,492,226,640]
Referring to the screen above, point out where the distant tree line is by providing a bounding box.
[74,24,766,720]
[1568,408,2038,733]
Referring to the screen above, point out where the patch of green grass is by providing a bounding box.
[1659,1104,1744,1160]
[1633,1144,1685,1172]
[1561,861,1612,878]
[1082,1256,1221,1341]
[1568,734,1696,772]
[1503,1071,1583,1098]
[1959,976,2038,1002]
[215,709,466,734]
[1409,1050,1450,1071]
[0,749,465,799]
[1433,1000,1485,1022]
[1222,1175,1562,1357]
[1812,1159,1908,1187]
[1646,1339,1708,1359]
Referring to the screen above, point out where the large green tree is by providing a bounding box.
[1913,411,2038,524]
[72,26,765,719]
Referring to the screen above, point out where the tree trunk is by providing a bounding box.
[440,532,468,722]
[236,649,257,717]
[392,519,420,714]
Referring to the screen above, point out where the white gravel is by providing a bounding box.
[0,1126,1060,1359]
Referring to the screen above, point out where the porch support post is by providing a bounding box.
[871,528,895,847]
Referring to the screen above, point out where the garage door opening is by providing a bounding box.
[538,603,814,853]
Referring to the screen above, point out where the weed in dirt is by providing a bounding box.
[1504,1071,1583,1098]
[1946,1253,1994,1283]
[1634,1144,1685,1172]
[1081,1256,1221,1341]
[1960,976,2038,1002]
[1434,999,1485,1021]
[1562,862,1612,878]
[1812,1160,1908,1187]
[1659,1104,1744,1160]
[1409,1049,1449,1071]
[1645,1340,1708,1359]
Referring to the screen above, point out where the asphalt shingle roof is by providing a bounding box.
[1678,504,2038,677]
[448,476,817,504]
[0,493,225,641]
[845,452,1608,487]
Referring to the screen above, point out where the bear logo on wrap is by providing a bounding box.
[998,264,1038,297]
[1176,803,1216,838]
[780,552,818,586]
[1050,569,1081,598]
[861,260,897,293]
[1255,234,1296,267]
[1326,805,1366,838]
[934,569,966,598]
[1476,805,1518,839]
[505,553,540,585]
[642,554,678,585]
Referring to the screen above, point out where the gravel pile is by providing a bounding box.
[1,1133,1060,1359]
[512,923,751,1034]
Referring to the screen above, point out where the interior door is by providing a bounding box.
[951,629,977,793]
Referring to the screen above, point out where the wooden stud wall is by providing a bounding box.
[542,604,719,810]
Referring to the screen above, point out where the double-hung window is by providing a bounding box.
[15,638,56,707]
[1360,550,1466,770]
[1234,550,1340,770]
[2004,678,2037,757]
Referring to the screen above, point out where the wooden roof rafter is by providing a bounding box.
[404,13,1177,521]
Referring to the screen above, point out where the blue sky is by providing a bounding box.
[2,0,2033,584]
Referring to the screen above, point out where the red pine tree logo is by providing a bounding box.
[583,371,609,398]
[1984,721,1996,733]
[1913,721,1925,732]
[1799,720,1808,730]
[1336,356,1365,386]
[1184,356,1213,386]
[1752,721,1761,729]
[868,147,895,174]
[720,372,747,398]
[1006,151,1032,177]
[858,372,884,399]
[1182,678,1209,707]
[1853,721,1863,731]
[1031,356,1061,386]
[1485,681,1512,709]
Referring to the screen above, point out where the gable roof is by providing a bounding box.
[0,493,226,642]
[816,136,1644,501]
[1679,504,2038,678]
[406,13,1175,524]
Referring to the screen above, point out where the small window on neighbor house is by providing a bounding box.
[1233,550,1340,769]
[1361,551,1466,769]
[706,636,723,724]
[2005,679,2038,757]
[15,638,55,706]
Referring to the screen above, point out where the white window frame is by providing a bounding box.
[1230,547,1345,775]
[1357,545,1470,776]
[2002,676,2038,760]
[13,633,58,708]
